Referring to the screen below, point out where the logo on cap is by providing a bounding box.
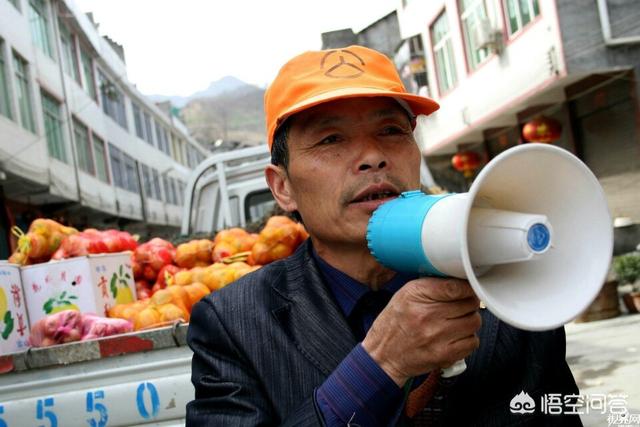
[320,49,365,79]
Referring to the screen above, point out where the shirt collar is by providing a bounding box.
[311,247,416,318]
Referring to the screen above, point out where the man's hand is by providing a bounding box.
[361,278,481,386]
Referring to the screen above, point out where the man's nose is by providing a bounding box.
[355,137,388,172]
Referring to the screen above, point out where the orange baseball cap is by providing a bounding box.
[264,45,440,149]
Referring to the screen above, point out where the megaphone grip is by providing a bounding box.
[441,359,466,378]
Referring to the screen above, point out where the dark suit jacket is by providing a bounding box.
[187,240,582,426]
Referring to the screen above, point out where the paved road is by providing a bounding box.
[566,313,640,426]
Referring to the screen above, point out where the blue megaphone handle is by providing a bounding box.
[366,190,452,276]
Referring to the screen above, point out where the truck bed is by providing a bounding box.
[0,324,193,427]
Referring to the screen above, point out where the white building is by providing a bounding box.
[0,0,209,256]
[394,0,640,252]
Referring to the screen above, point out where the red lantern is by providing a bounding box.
[451,151,481,178]
[522,116,562,143]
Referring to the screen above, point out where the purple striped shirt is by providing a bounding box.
[312,250,415,426]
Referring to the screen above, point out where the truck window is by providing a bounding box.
[229,196,240,226]
[245,190,276,223]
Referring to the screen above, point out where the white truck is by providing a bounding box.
[180,145,275,235]
[0,146,439,427]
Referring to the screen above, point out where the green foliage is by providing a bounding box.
[613,252,640,288]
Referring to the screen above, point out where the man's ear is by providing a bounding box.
[265,164,298,213]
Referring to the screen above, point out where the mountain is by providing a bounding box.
[190,76,249,99]
[178,79,266,147]
[148,76,251,108]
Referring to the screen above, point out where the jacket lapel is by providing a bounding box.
[461,308,500,384]
[270,240,357,376]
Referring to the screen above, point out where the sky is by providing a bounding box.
[73,0,398,96]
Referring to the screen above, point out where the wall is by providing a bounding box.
[397,0,568,154]
[556,0,640,226]
[357,12,401,58]
[555,0,640,74]
[571,76,640,224]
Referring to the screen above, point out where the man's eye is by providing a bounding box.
[380,126,409,136]
[318,134,341,145]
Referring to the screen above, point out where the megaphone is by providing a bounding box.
[367,143,613,376]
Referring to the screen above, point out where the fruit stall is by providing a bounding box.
[0,216,308,426]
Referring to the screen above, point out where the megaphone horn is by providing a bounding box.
[367,143,612,348]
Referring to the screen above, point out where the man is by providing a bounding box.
[187,45,581,426]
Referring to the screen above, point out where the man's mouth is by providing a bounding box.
[352,190,397,203]
[350,184,400,208]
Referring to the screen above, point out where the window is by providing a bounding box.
[141,164,152,199]
[186,146,194,168]
[151,168,162,200]
[188,147,204,168]
[29,0,53,57]
[109,144,140,192]
[98,71,127,129]
[59,20,80,83]
[41,90,66,162]
[109,144,123,188]
[459,0,490,70]
[245,190,276,223]
[178,180,186,205]
[132,103,145,140]
[169,178,178,205]
[162,175,170,204]
[123,153,139,193]
[504,0,540,35]
[80,48,96,100]
[73,118,93,174]
[396,35,428,95]
[142,165,164,201]
[431,11,458,95]
[0,40,13,120]
[92,133,109,183]
[143,112,154,145]
[155,121,170,155]
[134,106,157,145]
[171,135,185,164]
[13,52,35,132]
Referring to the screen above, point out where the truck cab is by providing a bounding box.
[181,145,275,235]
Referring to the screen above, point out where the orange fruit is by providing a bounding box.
[184,282,210,306]
[156,303,187,322]
[134,306,161,330]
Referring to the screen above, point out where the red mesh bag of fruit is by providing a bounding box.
[131,238,176,283]
[51,229,138,259]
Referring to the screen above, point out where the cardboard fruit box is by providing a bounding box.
[21,252,137,325]
[0,263,30,355]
